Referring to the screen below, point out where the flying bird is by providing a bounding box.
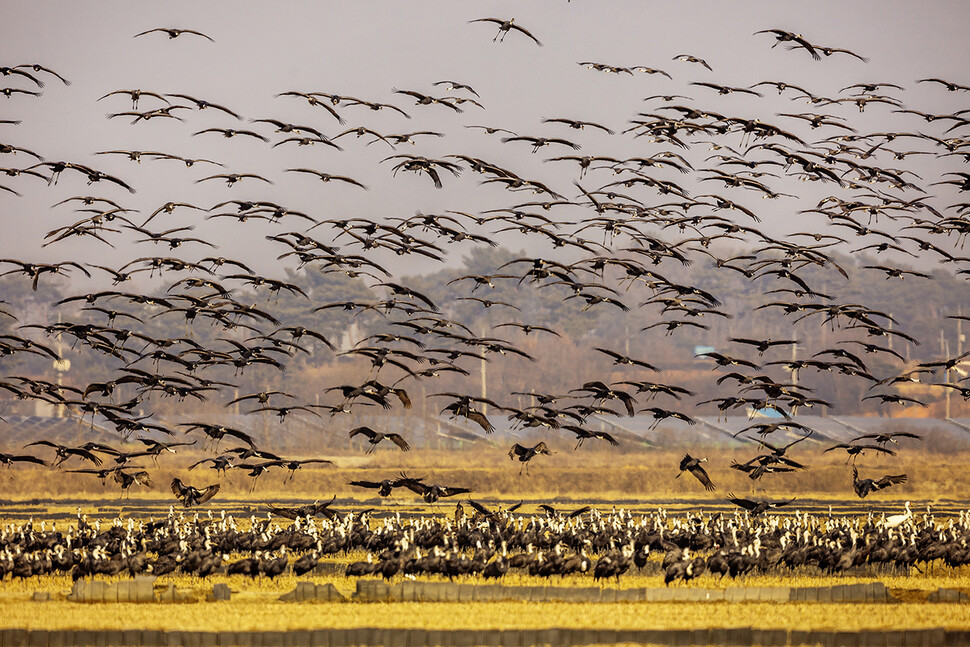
[725,493,796,515]
[134,28,215,41]
[853,467,907,498]
[469,18,542,46]
[676,453,715,491]
[170,478,221,507]
[348,426,410,453]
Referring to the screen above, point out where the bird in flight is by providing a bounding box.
[852,467,907,498]
[676,453,715,491]
[469,18,542,46]
[134,28,215,42]
[170,478,221,507]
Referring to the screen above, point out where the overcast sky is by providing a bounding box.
[2,1,970,283]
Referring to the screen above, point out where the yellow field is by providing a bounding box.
[2,599,969,632]
[1,448,967,502]
[2,449,968,634]
[1,560,969,632]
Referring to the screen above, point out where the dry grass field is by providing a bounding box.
[1,447,967,503]
[2,599,970,633]
[1,526,969,633]
[2,449,969,634]
[0,561,969,631]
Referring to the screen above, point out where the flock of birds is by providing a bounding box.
[1,11,970,584]
[0,499,967,584]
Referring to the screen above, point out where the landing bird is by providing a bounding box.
[725,493,795,516]
[170,478,220,507]
[508,442,553,474]
[853,467,907,498]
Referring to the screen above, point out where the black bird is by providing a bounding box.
[508,442,554,474]
[167,93,241,119]
[676,454,715,491]
[134,28,215,41]
[348,478,399,497]
[14,64,70,86]
[348,426,410,453]
[823,443,896,464]
[170,478,220,507]
[469,18,542,45]
[849,432,922,446]
[853,467,907,499]
[539,504,591,519]
[0,452,47,468]
[728,337,798,356]
[394,473,471,503]
[753,29,820,60]
[672,54,712,70]
[562,425,619,450]
[594,347,660,372]
[23,441,102,468]
[265,496,338,520]
[725,493,796,516]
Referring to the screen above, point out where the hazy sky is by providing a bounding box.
[2,1,970,282]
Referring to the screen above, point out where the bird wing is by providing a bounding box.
[510,23,542,46]
[386,433,411,451]
[467,499,492,516]
[437,486,472,498]
[348,480,384,489]
[134,471,154,487]
[196,484,221,505]
[394,476,428,495]
[71,448,104,466]
[688,464,716,491]
[349,426,377,440]
[594,431,619,446]
[874,474,907,489]
[297,458,334,466]
[725,493,756,510]
[465,409,495,433]
[10,455,48,466]
[264,504,299,520]
[170,478,186,498]
[24,440,60,450]
[225,428,257,448]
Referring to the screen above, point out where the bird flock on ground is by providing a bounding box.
[1,498,968,584]
[0,12,969,555]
